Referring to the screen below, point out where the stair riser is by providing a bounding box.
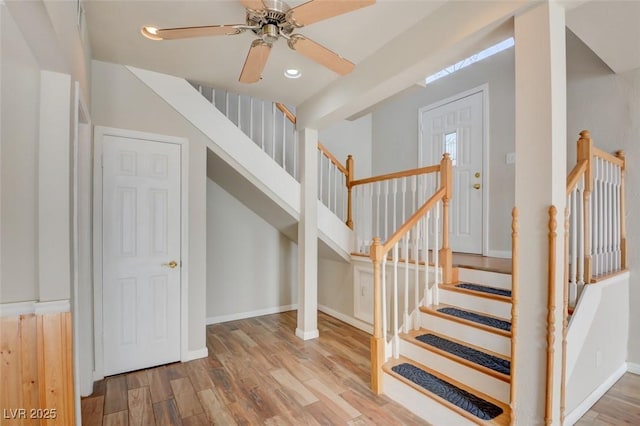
[383,373,478,426]
[420,312,511,357]
[399,340,510,403]
[439,290,511,320]
[457,268,512,290]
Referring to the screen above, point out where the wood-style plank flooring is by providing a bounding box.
[576,372,640,425]
[82,311,429,425]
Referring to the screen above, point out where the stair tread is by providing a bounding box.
[413,332,510,377]
[421,304,512,337]
[404,328,510,362]
[384,356,510,425]
[442,282,512,301]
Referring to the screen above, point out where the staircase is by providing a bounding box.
[382,266,513,425]
[126,66,630,425]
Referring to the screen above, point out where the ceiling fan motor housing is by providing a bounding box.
[247,0,295,44]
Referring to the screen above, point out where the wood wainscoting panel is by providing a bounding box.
[0,310,74,425]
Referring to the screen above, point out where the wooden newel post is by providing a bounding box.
[346,155,354,229]
[615,150,626,269]
[577,130,593,283]
[370,237,385,394]
[439,153,453,284]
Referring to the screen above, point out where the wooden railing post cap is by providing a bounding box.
[615,150,625,160]
[579,130,591,140]
[347,154,353,160]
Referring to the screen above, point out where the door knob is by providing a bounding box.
[473,184,481,190]
[163,260,178,269]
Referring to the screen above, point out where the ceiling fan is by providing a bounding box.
[141,0,375,83]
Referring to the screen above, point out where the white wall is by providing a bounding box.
[0,5,41,303]
[317,114,373,321]
[371,48,515,253]
[91,60,207,354]
[319,114,373,179]
[565,274,629,417]
[206,178,297,323]
[566,30,640,365]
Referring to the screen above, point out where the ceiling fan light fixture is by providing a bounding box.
[284,68,301,79]
[141,26,163,40]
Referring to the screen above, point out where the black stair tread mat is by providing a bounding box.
[455,283,512,298]
[437,307,511,332]
[391,363,504,421]
[415,333,510,375]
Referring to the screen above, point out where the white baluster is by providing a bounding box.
[318,154,323,202]
[392,180,398,236]
[614,165,621,269]
[403,233,409,334]
[578,176,585,287]
[401,177,407,228]
[383,180,389,240]
[569,189,577,305]
[411,175,417,218]
[326,158,332,211]
[237,94,242,132]
[414,223,420,329]
[211,88,216,107]
[272,103,276,160]
[282,112,286,172]
[382,255,388,343]
[434,201,440,306]
[333,164,342,216]
[376,182,381,238]
[392,243,399,359]
[249,98,254,141]
[424,212,431,307]
[293,130,298,181]
[261,101,265,151]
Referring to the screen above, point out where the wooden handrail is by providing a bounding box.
[275,102,296,124]
[350,165,441,188]
[377,187,446,256]
[317,142,348,175]
[593,147,624,167]
[566,160,587,195]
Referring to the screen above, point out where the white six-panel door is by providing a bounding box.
[102,135,181,376]
[420,91,484,254]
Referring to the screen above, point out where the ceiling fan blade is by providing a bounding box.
[141,25,242,41]
[288,35,354,76]
[288,0,375,27]
[239,40,272,83]
[240,0,266,10]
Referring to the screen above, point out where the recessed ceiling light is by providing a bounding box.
[284,69,302,79]
[141,26,163,40]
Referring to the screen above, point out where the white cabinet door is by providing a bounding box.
[420,91,484,254]
[102,135,181,376]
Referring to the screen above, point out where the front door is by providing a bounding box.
[102,134,182,376]
[420,90,484,254]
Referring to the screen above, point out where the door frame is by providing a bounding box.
[92,126,189,381]
[417,84,490,256]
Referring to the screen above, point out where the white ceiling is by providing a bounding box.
[84,0,445,106]
[85,0,639,116]
[567,0,640,74]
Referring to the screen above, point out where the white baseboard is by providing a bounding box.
[206,304,297,325]
[487,250,512,259]
[318,304,373,334]
[185,347,208,362]
[628,362,640,375]
[295,328,319,340]
[564,362,627,425]
[0,300,70,317]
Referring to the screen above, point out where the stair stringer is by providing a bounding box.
[128,65,351,261]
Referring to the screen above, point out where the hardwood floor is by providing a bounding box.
[576,372,640,425]
[82,311,429,425]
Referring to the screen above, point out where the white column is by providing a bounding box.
[296,127,319,340]
[38,70,72,302]
[514,3,566,424]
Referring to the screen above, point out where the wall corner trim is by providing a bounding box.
[185,347,209,362]
[206,304,297,325]
[318,304,373,335]
[0,299,70,317]
[627,362,640,375]
[564,362,627,425]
